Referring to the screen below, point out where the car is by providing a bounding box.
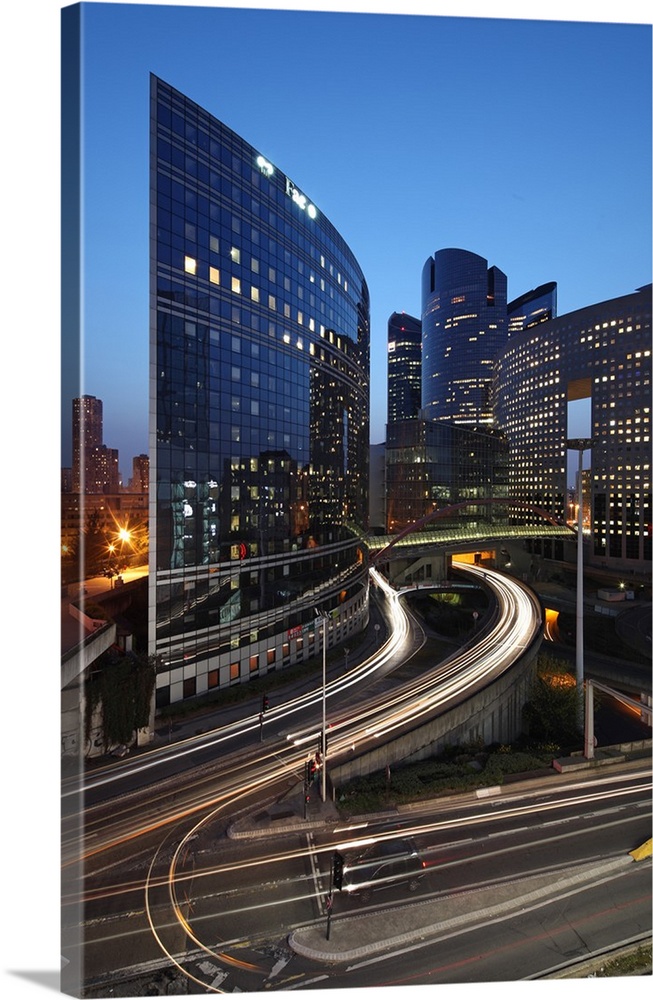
[340,836,427,902]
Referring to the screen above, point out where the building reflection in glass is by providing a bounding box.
[150,77,370,705]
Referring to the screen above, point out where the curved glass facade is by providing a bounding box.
[149,77,370,705]
[421,248,507,425]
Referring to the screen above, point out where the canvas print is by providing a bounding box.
[60,1,652,997]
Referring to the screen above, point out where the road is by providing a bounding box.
[73,763,651,993]
[64,563,539,816]
[62,564,651,993]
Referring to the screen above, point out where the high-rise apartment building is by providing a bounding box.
[494,284,652,569]
[93,445,121,494]
[130,454,149,493]
[71,395,122,494]
[387,311,422,423]
[72,394,103,492]
[150,77,370,706]
[421,248,508,425]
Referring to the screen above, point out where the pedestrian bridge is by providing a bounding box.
[367,521,572,558]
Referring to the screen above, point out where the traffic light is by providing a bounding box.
[305,758,319,789]
[317,730,329,755]
[262,694,269,713]
[332,851,344,891]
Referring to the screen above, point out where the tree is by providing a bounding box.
[523,652,581,744]
[85,650,157,751]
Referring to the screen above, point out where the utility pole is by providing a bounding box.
[326,851,344,940]
[567,437,593,733]
[314,608,330,802]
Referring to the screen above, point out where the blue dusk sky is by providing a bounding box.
[60,0,652,479]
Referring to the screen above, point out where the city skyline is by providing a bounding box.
[63,0,652,479]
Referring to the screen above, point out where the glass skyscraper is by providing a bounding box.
[421,248,508,425]
[387,311,422,424]
[507,281,557,334]
[149,77,370,706]
[385,418,509,533]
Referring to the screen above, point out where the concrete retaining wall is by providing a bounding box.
[330,636,542,787]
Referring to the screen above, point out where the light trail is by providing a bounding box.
[285,561,542,750]
[67,561,542,864]
[70,559,649,996]
[66,569,419,800]
[153,770,651,993]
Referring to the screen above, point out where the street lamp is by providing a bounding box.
[106,543,117,589]
[567,437,593,741]
[314,608,331,802]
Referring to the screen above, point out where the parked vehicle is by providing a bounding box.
[341,837,426,901]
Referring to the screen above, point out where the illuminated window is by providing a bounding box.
[184,255,197,274]
[230,247,241,263]
[232,277,241,294]
[209,266,220,284]
[251,286,260,302]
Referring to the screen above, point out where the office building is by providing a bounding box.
[369,442,386,534]
[494,284,651,570]
[387,311,422,423]
[150,77,370,706]
[421,248,508,425]
[385,418,509,534]
[507,281,557,334]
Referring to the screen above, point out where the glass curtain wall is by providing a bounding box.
[150,76,370,706]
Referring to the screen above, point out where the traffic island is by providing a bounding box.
[288,857,633,964]
[553,747,627,772]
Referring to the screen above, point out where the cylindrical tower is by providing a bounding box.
[421,248,507,425]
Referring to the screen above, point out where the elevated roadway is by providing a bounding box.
[327,560,543,785]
